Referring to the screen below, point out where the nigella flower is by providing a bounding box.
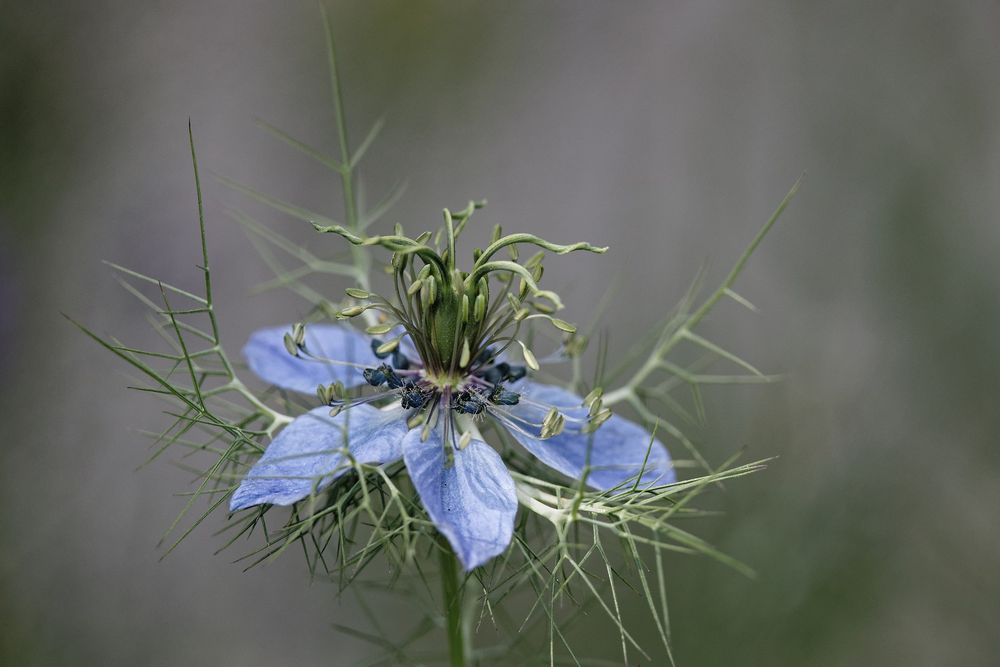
[230,214,676,570]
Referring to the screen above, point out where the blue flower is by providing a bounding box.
[231,324,676,571]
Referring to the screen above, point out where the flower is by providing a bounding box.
[229,219,676,570]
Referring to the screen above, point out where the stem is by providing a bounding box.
[321,3,376,325]
[440,545,468,667]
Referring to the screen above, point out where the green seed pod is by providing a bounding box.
[376,337,400,355]
[459,338,471,367]
[292,322,306,346]
[551,318,576,333]
[282,333,298,357]
[588,397,603,418]
[583,387,603,407]
[522,345,539,370]
[524,251,545,270]
[339,305,365,318]
[366,322,395,335]
[426,275,437,305]
[474,293,486,322]
[460,294,470,323]
[345,287,370,299]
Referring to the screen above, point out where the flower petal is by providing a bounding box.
[230,405,408,511]
[243,324,379,393]
[506,381,675,491]
[403,427,517,571]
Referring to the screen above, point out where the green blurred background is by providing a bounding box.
[3,1,998,664]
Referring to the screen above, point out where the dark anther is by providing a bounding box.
[363,363,398,387]
[392,350,411,370]
[371,339,392,359]
[452,390,486,415]
[400,382,429,409]
[474,347,497,367]
[385,367,404,389]
[482,362,510,384]
[488,383,520,406]
[506,365,527,382]
[480,362,527,384]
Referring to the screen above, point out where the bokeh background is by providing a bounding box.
[3,1,999,665]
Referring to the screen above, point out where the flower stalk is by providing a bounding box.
[440,544,469,667]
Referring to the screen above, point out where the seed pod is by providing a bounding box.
[524,251,545,270]
[583,387,603,407]
[366,322,395,335]
[588,397,603,418]
[426,275,437,305]
[551,318,576,333]
[460,294,470,323]
[583,408,612,433]
[282,333,298,357]
[519,342,539,370]
[474,293,486,322]
[344,287,370,299]
[292,322,306,346]
[339,305,365,318]
[375,338,400,356]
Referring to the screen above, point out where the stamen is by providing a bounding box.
[488,383,520,406]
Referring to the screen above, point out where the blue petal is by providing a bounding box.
[505,381,675,491]
[403,427,518,571]
[230,406,408,511]
[243,324,379,393]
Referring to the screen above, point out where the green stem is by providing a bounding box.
[440,545,468,667]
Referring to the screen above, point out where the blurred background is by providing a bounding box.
[3,1,999,664]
